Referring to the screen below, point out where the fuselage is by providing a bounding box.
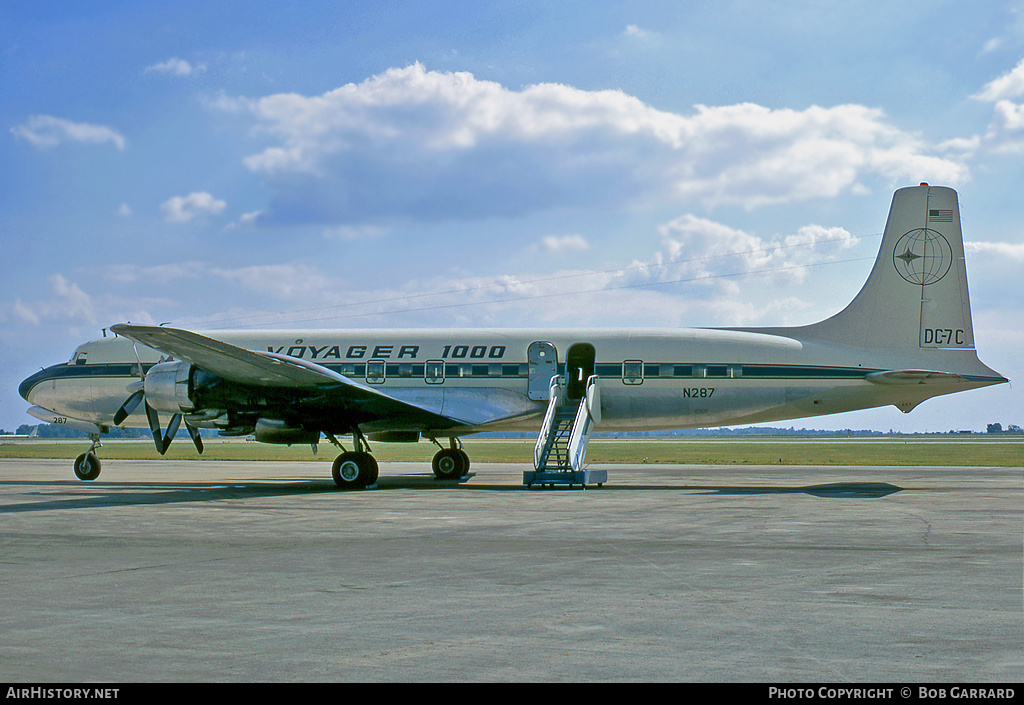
[20,325,1006,436]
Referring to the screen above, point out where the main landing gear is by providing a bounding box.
[327,432,471,488]
[328,430,379,490]
[430,438,470,480]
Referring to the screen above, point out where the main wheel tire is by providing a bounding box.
[366,454,379,485]
[332,451,374,489]
[431,448,466,480]
[74,452,101,481]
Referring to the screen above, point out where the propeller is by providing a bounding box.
[112,380,144,425]
[146,402,181,455]
[111,349,203,456]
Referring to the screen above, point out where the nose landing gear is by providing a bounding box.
[73,435,103,481]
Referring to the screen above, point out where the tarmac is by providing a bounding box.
[0,458,1021,683]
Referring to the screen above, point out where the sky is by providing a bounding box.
[2,0,1023,434]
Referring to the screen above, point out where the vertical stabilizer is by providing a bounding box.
[800,185,974,350]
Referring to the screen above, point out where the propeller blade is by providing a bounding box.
[113,389,145,426]
[161,414,182,455]
[145,401,164,454]
[185,421,204,455]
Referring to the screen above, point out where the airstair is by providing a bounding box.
[524,374,607,488]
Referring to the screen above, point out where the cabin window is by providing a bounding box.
[425,360,444,384]
[622,360,644,385]
[366,360,386,384]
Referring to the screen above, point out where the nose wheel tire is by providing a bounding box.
[74,452,101,481]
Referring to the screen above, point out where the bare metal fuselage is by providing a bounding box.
[22,324,1003,436]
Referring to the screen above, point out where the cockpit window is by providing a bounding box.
[72,351,88,365]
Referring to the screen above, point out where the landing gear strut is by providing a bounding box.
[431,438,470,480]
[329,429,378,490]
[73,435,102,481]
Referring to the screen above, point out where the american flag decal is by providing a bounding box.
[929,209,954,222]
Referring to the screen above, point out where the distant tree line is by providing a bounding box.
[1,424,145,439]
[2,423,1021,439]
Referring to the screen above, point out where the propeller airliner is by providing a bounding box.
[18,185,1007,488]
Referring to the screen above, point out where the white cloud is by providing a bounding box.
[145,57,205,76]
[100,262,206,285]
[222,64,967,224]
[117,203,133,217]
[217,217,860,328]
[10,115,126,151]
[652,215,860,301]
[539,234,590,253]
[223,210,266,230]
[965,240,1024,260]
[209,264,341,301]
[982,37,1004,54]
[623,25,650,39]
[973,99,1024,153]
[2,273,177,334]
[973,58,1024,101]
[8,275,95,326]
[11,299,40,325]
[322,224,388,240]
[160,192,227,223]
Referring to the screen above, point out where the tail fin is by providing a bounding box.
[800,184,974,350]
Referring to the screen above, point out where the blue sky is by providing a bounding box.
[3,0,1023,433]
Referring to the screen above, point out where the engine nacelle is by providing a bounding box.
[144,361,197,415]
[367,431,420,443]
[254,418,320,445]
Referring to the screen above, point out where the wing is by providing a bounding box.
[113,324,357,389]
[109,324,463,431]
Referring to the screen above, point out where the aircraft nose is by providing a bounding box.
[19,367,50,403]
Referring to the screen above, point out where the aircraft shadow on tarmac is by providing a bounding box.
[522,481,903,498]
[0,476,902,513]
[696,482,903,498]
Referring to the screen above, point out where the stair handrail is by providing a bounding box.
[533,375,564,470]
[568,375,599,473]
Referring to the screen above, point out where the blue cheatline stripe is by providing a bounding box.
[23,360,887,386]
[22,360,1005,401]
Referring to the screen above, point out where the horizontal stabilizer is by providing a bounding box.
[865,370,969,385]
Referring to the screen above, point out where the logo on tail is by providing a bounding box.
[892,228,953,285]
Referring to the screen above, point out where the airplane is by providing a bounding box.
[18,184,1008,488]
